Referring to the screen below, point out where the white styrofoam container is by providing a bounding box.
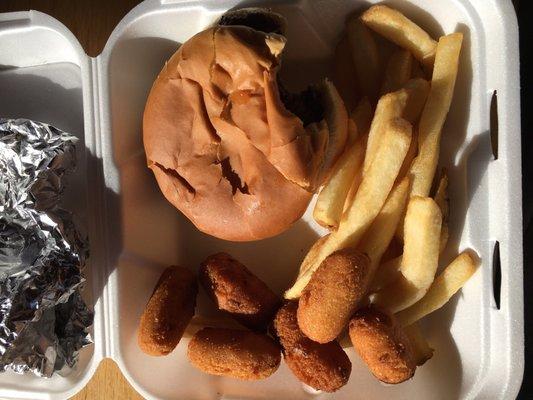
[0,0,523,399]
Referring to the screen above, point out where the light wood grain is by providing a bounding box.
[70,359,144,400]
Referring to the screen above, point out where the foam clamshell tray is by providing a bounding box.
[0,0,523,399]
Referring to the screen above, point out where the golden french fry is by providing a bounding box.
[347,17,381,101]
[434,170,449,251]
[381,48,413,94]
[297,233,330,279]
[313,138,365,229]
[394,128,420,247]
[363,90,408,175]
[343,99,373,208]
[342,163,364,215]
[370,254,402,292]
[397,128,418,183]
[395,197,442,288]
[373,196,442,312]
[396,153,444,243]
[376,214,448,292]
[361,5,437,69]
[402,78,430,123]
[351,97,373,138]
[396,252,479,326]
[340,118,412,241]
[411,60,426,79]
[395,217,405,244]
[364,81,428,176]
[409,33,463,197]
[285,118,412,299]
[433,170,449,221]
[439,224,449,253]
[358,177,410,273]
[347,118,358,145]
[404,323,434,365]
[333,35,358,111]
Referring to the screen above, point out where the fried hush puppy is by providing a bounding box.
[272,301,351,392]
[187,327,281,380]
[298,249,371,343]
[349,306,416,384]
[138,266,197,356]
[200,252,281,331]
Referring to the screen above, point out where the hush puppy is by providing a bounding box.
[187,327,281,380]
[272,301,351,392]
[138,266,197,356]
[349,306,416,384]
[298,249,370,343]
[200,252,280,331]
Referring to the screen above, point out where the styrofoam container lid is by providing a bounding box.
[0,0,523,399]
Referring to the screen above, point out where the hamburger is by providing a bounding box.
[143,8,348,241]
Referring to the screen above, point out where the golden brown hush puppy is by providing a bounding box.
[298,249,371,343]
[187,327,281,380]
[349,306,416,384]
[199,252,280,331]
[138,266,198,356]
[272,301,351,392]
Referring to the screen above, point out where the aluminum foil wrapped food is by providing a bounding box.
[0,118,93,377]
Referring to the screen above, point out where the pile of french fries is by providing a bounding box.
[286,5,478,360]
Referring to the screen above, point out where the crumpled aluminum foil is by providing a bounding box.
[0,118,93,377]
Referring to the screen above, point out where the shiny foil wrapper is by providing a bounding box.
[0,118,93,377]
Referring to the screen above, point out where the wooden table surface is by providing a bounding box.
[0,2,146,399]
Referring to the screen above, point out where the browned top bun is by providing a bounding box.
[144,9,347,241]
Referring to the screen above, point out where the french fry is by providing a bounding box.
[433,170,449,220]
[370,254,402,292]
[434,170,449,251]
[396,128,418,183]
[382,236,403,260]
[402,78,430,123]
[411,60,426,79]
[342,163,364,214]
[339,118,412,244]
[343,97,372,214]
[285,118,412,299]
[364,80,428,176]
[347,17,381,101]
[376,215,447,292]
[396,252,479,326]
[297,233,330,279]
[396,159,446,243]
[351,97,373,137]
[395,217,406,244]
[373,197,442,312]
[408,33,463,197]
[381,48,413,94]
[313,138,365,229]
[358,177,410,273]
[363,90,408,175]
[361,5,437,69]
[347,118,358,145]
[395,81,429,183]
[404,323,434,365]
[439,225,449,253]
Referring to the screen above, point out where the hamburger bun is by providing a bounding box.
[143,8,348,241]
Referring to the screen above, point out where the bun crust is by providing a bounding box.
[144,13,347,241]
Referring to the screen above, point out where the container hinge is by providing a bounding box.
[88,56,114,360]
